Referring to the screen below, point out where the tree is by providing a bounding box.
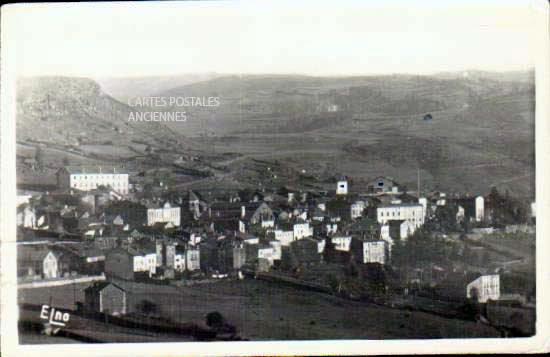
[206,311,224,328]
[137,299,158,315]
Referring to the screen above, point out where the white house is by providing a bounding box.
[133,253,157,276]
[17,204,36,228]
[293,222,313,239]
[326,223,338,235]
[261,218,275,228]
[351,201,366,219]
[269,241,282,260]
[174,252,186,272]
[456,205,465,223]
[331,236,352,252]
[174,247,200,272]
[467,274,500,303]
[274,230,295,246]
[43,251,60,279]
[57,166,129,194]
[419,196,427,210]
[316,239,326,254]
[258,246,275,266]
[336,180,348,195]
[377,203,425,228]
[436,193,447,206]
[147,202,181,227]
[475,196,485,222]
[186,248,200,271]
[362,241,386,264]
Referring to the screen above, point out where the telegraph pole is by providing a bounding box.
[417,168,421,197]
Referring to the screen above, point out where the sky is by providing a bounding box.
[5,0,540,78]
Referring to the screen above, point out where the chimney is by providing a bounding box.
[241,205,246,219]
[99,167,102,173]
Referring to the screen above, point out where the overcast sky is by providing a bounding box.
[7,0,538,78]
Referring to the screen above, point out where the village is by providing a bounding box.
[16,165,536,341]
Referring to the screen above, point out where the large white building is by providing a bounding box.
[147,202,181,227]
[377,203,425,228]
[467,274,500,303]
[57,166,129,195]
[362,241,386,264]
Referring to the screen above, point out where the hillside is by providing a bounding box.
[15,73,536,197]
[16,76,190,181]
[16,76,183,145]
[154,73,535,197]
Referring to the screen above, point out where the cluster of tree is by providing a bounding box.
[391,227,456,270]
[486,187,531,227]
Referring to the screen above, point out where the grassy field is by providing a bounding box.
[19,279,500,340]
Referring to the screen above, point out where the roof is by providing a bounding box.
[378,203,423,208]
[188,190,200,202]
[84,281,127,294]
[61,166,128,175]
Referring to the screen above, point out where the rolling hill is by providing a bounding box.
[15,72,536,198]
